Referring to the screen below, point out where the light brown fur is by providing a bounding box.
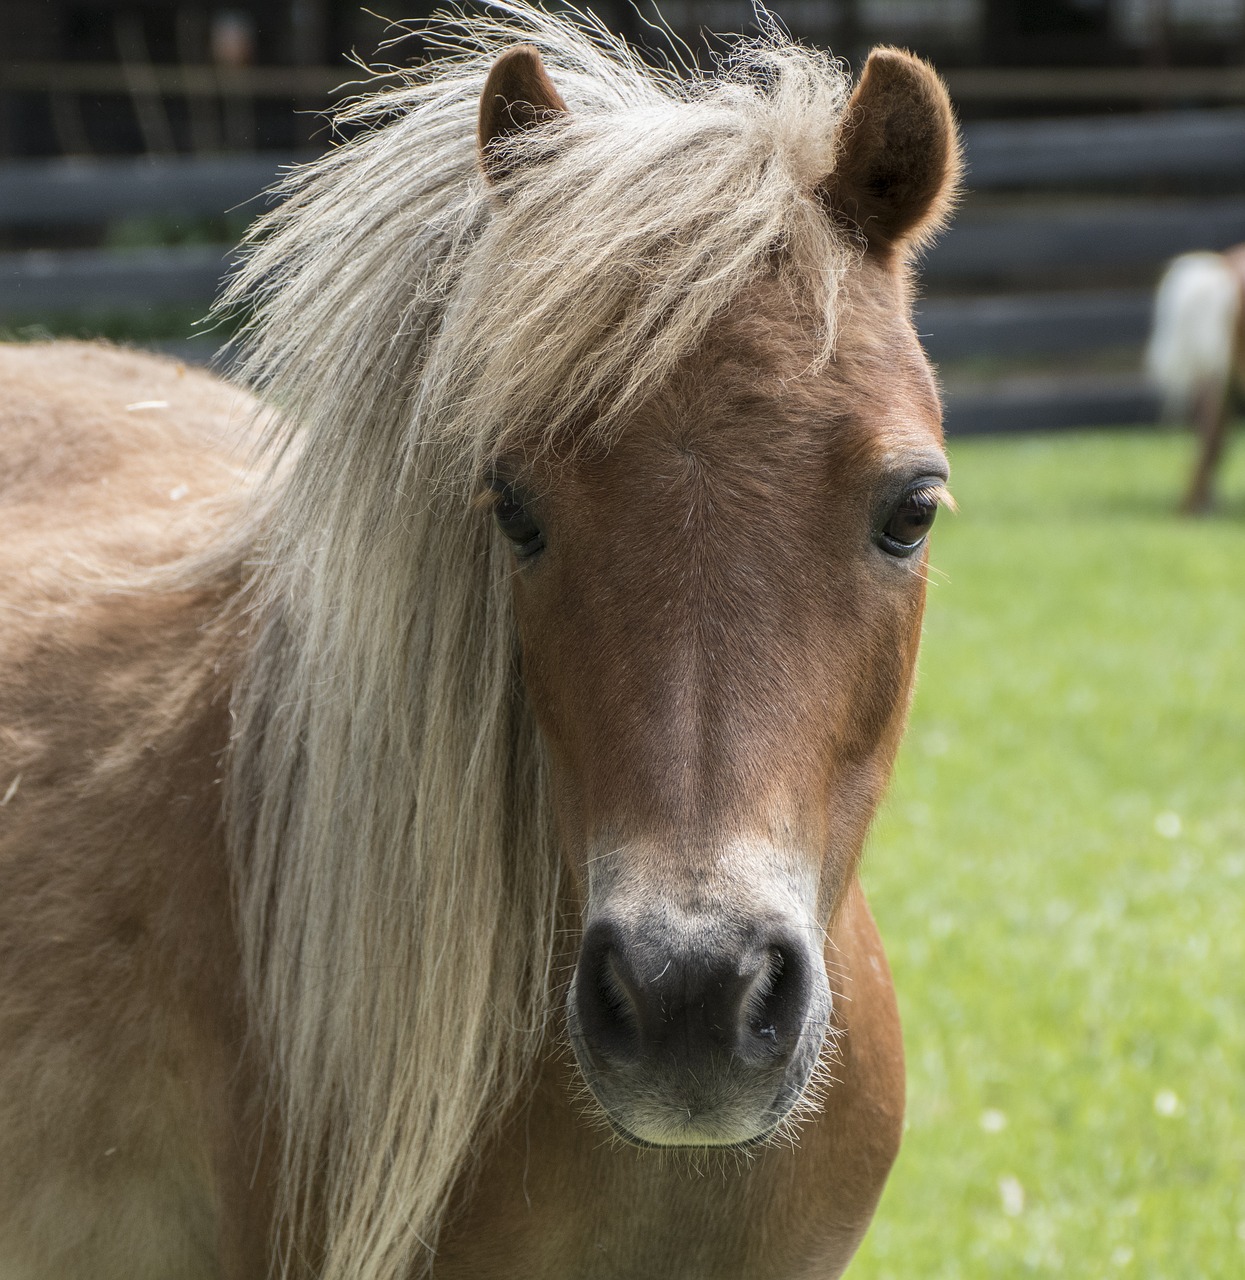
[0,7,958,1277]
[0,343,267,1279]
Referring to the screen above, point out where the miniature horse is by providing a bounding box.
[0,7,959,1278]
[1147,245,1245,512]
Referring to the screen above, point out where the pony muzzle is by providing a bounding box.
[568,914,831,1147]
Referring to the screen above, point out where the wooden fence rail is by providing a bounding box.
[0,153,310,225]
[7,61,1245,107]
[5,108,1245,432]
[0,245,229,311]
[4,106,1245,224]
[917,291,1154,362]
[925,198,1245,288]
[963,107,1245,188]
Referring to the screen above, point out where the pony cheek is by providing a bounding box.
[816,760,897,920]
[506,627,598,870]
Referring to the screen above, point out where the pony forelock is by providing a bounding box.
[218,5,858,1278]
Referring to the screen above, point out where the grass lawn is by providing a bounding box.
[852,430,1245,1279]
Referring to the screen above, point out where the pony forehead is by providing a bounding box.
[221,4,868,488]
[435,47,865,467]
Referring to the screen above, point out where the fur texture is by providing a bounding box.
[0,6,960,1278]
[215,8,867,1276]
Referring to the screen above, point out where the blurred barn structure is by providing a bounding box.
[4,0,1245,432]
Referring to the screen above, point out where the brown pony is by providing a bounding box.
[0,7,959,1278]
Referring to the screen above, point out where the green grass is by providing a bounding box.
[852,429,1245,1279]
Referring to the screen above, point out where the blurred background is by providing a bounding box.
[3,2,1243,1277]
[6,0,1245,430]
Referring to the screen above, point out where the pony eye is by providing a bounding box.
[878,482,941,557]
[492,484,545,559]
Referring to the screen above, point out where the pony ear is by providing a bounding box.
[478,45,569,185]
[820,47,960,258]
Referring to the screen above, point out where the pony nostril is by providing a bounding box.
[575,924,640,1061]
[750,951,784,1042]
[596,955,634,1031]
[575,921,820,1072]
[748,942,810,1058]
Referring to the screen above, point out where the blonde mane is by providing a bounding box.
[218,5,858,1277]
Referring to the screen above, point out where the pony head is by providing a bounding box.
[474,39,958,1147]
[222,7,958,1274]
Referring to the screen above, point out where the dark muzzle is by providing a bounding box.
[569,914,830,1146]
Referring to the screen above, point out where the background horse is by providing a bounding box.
[1146,245,1245,513]
[0,6,958,1278]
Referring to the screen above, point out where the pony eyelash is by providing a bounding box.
[921,480,957,513]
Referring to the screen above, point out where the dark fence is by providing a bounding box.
[918,291,1154,363]
[0,152,314,223]
[926,200,1245,287]
[962,107,1245,188]
[0,244,227,310]
[4,108,1245,432]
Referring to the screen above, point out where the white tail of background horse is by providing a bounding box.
[1146,247,1243,512]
